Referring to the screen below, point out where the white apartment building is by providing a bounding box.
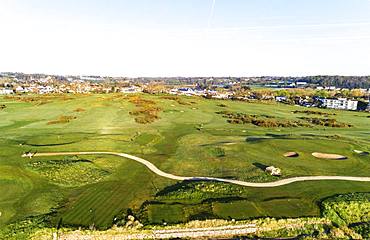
[321,98,358,110]
[0,88,14,95]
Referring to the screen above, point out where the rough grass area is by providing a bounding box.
[292,110,336,116]
[322,193,370,226]
[155,181,248,200]
[138,181,370,226]
[217,111,310,127]
[299,117,352,128]
[27,157,109,187]
[160,95,192,105]
[321,193,370,238]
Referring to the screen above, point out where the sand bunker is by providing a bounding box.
[312,152,347,160]
[354,150,369,155]
[284,152,299,157]
[223,142,236,146]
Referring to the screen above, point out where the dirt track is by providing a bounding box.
[59,224,258,240]
[25,152,370,188]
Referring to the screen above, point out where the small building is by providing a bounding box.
[275,96,287,102]
[296,81,308,87]
[265,166,282,176]
[0,88,14,95]
[177,88,195,96]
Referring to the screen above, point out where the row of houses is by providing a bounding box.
[0,84,144,95]
[168,87,370,111]
[2,81,369,111]
[0,86,55,95]
[168,87,231,99]
[276,95,369,111]
[320,98,359,111]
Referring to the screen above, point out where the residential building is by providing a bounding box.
[0,88,14,95]
[321,98,358,110]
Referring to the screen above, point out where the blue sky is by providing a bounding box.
[1,0,370,76]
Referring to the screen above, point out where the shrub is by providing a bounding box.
[321,193,370,226]
[128,96,162,124]
[74,108,86,112]
[218,111,309,128]
[292,110,336,116]
[299,117,352,128]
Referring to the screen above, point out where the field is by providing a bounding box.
[0,93,369,231]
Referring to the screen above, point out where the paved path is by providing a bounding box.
[24,151,370,188]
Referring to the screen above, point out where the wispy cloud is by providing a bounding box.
[207,0,216,29]
[207,21,370,33]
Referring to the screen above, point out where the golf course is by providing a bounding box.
[0,93,369,230]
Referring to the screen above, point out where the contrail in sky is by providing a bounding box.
[207,0,216,28]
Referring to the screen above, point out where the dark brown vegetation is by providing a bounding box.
[299,117,352,128]
[129,96,162,124]
[73,108,86,112]
[0,104,6,110]
[217,104,228,108]
[217,111,309,128]
[292,110,336,116]
[47,115,77,125]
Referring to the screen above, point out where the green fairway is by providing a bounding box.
[0,93,369,229]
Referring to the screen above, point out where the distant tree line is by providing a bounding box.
[260,76,370,89]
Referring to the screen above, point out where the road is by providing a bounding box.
[24,151,370,188]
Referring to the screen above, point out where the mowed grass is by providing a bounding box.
[0,93,369,229]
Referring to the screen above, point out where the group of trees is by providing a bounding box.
[303,76,370,89]
[275,88,369,99]
[246,76,370,89]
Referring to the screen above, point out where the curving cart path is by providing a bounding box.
[23,151,370,188]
